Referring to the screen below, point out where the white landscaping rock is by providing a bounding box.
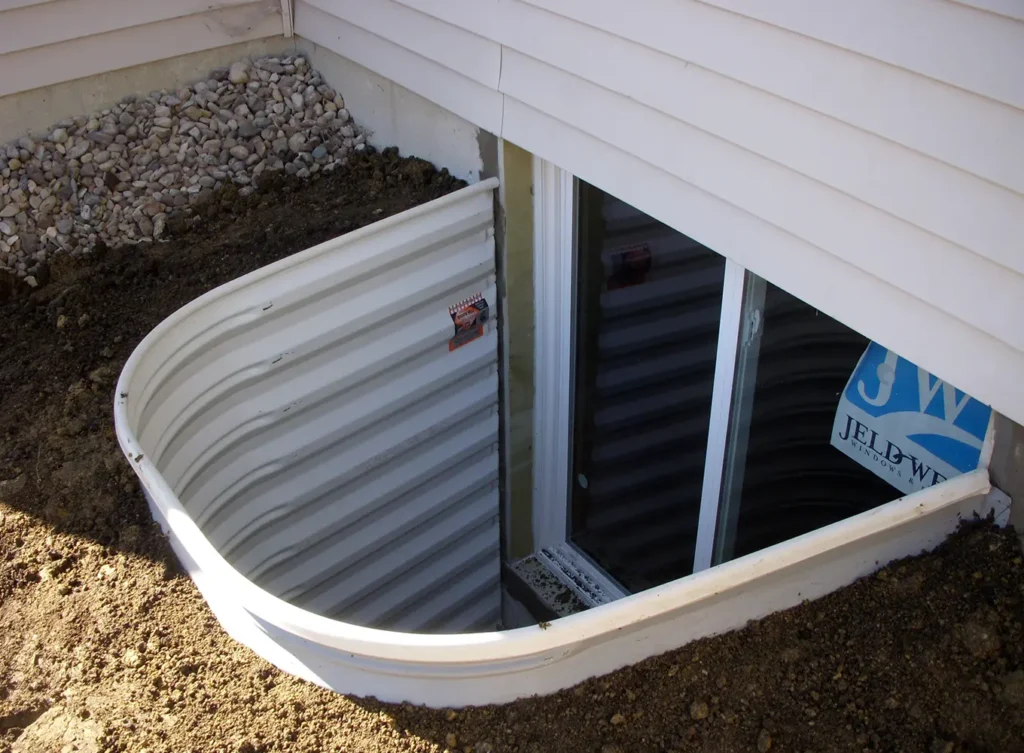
[228,61,250,85]
[0,55,363,279]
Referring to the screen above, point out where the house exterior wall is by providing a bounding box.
[0,3,493,185]
[0,37,289,140]
[292,0,1024,431]
[0,1,287,105]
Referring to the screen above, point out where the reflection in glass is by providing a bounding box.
[713,281,897,563]
[569,183,725,591]
[567,186,902,591]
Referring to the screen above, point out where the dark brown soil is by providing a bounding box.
[0,146,464,557]
[1,150,1023,753]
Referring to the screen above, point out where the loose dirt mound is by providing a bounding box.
[1,150,1023,753]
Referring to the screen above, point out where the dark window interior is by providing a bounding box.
[569,182,897,592]
[720,283,897,561]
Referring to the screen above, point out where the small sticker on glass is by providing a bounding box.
[607,242,652,290]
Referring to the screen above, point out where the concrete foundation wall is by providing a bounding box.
[990,413,1024,551]
[295,38,488,183]
[2,33,493,191]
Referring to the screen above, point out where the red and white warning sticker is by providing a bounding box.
[448,293,489,351]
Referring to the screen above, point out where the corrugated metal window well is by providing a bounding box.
[116,180,504,636]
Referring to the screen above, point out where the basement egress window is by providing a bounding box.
[115,175,1001,705]
[524,176,993,606]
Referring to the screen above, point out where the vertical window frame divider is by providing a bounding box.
[692,260,749,573]
[712,274,768,566]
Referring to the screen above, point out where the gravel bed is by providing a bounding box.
[0,55,363,287]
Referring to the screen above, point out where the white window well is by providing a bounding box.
[116,173,1010,709]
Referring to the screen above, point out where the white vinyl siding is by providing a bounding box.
[0,0,285,97]
[952,0,1024,22]
[295,2,503,136]
[708,0,1024,110]
[294,0,1024,427]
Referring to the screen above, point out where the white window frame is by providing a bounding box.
[530,157,999,601]
[531,156,575,551]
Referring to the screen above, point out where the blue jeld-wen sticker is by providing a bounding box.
[830,342,991,495]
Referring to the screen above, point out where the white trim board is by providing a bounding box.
[531,157,575,549]
[497,138,514,559]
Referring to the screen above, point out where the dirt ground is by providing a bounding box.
[1,149,1023,753]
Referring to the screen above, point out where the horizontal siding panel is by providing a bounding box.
[302,0,501,90]
[502,97,1024,427]
[0,0,257,55]
[704,0,1024,110]
[500,49,1024,355]
[0,0,50,9]
[397,0,1024,275]
[393,0,503,36]
[305,0,1024,426]
[952,0,1024,22]
[523,0,1024,198]
[0,2,282,97]
[293,0,503,135]
[372,0,1024,428]
[405,0,1024,282]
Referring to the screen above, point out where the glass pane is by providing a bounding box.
[714,281,899,562]
[569,182,726,592]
